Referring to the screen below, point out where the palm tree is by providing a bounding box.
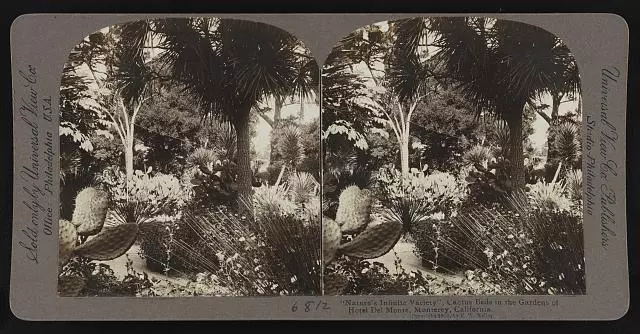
[393,17,580,189]
[117,18,318,213]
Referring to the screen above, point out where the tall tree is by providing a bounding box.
[424,17,580,189]
[322,21,439,177]
[119,18,318,212]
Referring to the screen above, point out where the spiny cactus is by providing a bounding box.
[335,186,372,234]
[322,218,341,265]
[74,223,139,260]
[58,219,77,269]
[58,187,140,297]
[323,186,403,295]
[72,187,109,236]
[59,187,139,266]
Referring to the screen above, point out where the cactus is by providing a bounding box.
[339,220,402,258]
[323,185,404,295]
[58,187,140,297]
[74,223,139,260]
[58,219,77,269]
[335,186,372,233]
[72,187,109,236]
[324,185,402,263]
[322,218,341,265]
[58,187,138,267]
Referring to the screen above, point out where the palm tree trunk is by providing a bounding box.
[545,92,562,181]
[505,101,526,190]
[269,96,283,165]
[234,109,254,215]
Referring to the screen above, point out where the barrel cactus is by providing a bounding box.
[323,185,403,295]
[58,187,139,296]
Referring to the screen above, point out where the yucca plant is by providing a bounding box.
[276,125,306,169]
[463,144,493,167]
[288,172,319,205]
[564,169,583,200]
[555,122,581,168]
[528,181,572,212]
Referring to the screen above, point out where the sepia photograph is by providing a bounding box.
[57,17,322,297]
[322,17,585,296]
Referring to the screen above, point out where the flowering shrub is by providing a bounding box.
[375,166,467,233]
[99,168,188,224]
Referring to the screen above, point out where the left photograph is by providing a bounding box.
[57,18,321,297]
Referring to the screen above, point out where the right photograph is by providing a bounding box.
[321,17,585,296]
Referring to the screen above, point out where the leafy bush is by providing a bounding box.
[325,254,505,295]
[59,256,153,297]
[185,160,239,211]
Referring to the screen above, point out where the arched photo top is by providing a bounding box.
[58,17,322,298]
[321,16,585,297]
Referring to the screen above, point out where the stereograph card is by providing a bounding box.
[9,13,629,320]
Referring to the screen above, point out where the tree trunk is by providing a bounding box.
[504,101,526,190]
[125,136,134,179]
[234,109,254,216]
[400,130,410,177]
[269,96,283,165]
[298,94,305,120]
[545,92,562,182]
